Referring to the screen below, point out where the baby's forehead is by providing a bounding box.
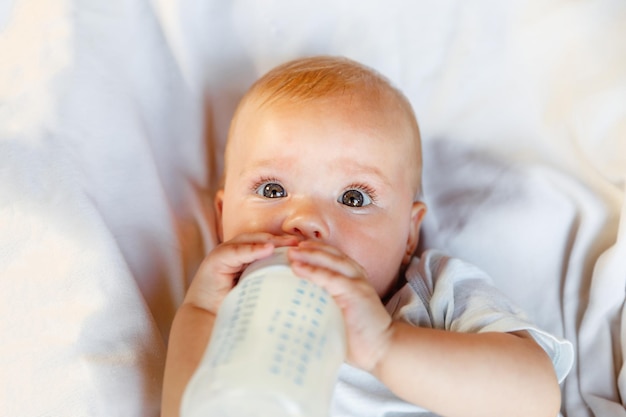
[234,85,419,145]
[228,66,422,187]
[231,94,421,179]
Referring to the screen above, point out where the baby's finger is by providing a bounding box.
[289,260,375,306]
[187,239,285,312]
[228,232,301,248]
[209,241,275,274]
[294,240,352,262]
[211,234,300,273]
[287,243,365,280]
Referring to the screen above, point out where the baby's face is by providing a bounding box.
[217,96,426,297]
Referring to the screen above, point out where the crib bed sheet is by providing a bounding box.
[1,0,624,416]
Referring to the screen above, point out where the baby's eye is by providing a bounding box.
[257,182,286,198]
[339,189,372,208]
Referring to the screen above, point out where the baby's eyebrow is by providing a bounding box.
[239,156,393,188]
[332,157,393,188]
[238,158,296,177]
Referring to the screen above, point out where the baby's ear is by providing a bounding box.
[403,201,427,264]
[214,189,225,242]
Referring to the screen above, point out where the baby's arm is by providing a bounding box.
[161,233,299,417]
[374,324,560,417]
[289,242,561,417]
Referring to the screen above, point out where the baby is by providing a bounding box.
[161,56,572,417]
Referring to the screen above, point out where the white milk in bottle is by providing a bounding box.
[181,247,346,417]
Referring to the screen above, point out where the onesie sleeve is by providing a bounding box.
[393,250,574,384]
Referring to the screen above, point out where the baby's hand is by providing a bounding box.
[287,241,393,372]
[185,233,300,314]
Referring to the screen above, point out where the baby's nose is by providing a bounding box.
[281,197,329,240]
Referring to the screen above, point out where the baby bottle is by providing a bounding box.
[180,247,347,417]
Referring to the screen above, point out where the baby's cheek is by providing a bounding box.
[223,211,280,240]
[362,247,406,297]
[350,257,384,295]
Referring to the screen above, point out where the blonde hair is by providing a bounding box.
[226,56,423,198]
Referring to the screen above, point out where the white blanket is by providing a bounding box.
[1,1,624,416]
